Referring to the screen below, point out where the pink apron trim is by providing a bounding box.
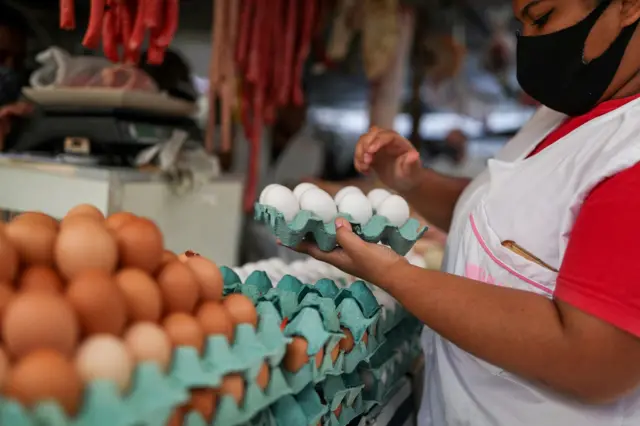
[469,214,553,295]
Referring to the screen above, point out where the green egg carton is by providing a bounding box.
[213,365,292,426]
[254,204,427,255]
[319,375,364,414]
[127,362,189,425]
[333,281,380,319]
[321,394,366,426]
[336,298,382,374]
[281,308,343,393]
[358,336,422,405]
[271,385,326,426]
[0,362,189,426]
[221,266,243,293]
[169,346,222,389]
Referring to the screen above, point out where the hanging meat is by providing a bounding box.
[204,0,319,212]
[362,0,400,80]
[60,0,180,65]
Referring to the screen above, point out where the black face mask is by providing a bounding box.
[516,0,639,116]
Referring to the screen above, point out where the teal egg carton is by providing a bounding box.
[213,365,292,426]
[358,321,423,407]
[0,361,188,426]
[254,204,427,255]
[271,385,326,426]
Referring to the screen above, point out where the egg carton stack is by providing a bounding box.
[220,267,381,426]
[233,249,427,287]
[255,184,427,255]
[356,288,423,411]
[0,205,295,426]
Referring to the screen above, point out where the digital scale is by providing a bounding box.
[4,88,203,167]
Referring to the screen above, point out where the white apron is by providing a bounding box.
[418,98,640,426]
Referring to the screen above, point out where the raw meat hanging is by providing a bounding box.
[219,0,319,212]
[60,0,180,65]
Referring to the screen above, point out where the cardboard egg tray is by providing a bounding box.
[358,319,423,408]
[318,375,366,426]
[0,315,291,426]
[220,268,384,378]
[254,204,427,255]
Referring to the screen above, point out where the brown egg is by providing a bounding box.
[66,270,127,336]
[160,250,178,267]
[196,301,234,341]
[165,408,184,426]
[5,218,57,266]
[11,212,58,230]
[283,336,310,373]
[19,267,64,294]
[222,294,258,327]
[157,261,200,314]
[115,218,164,273]
[339,328,355,353]
[315,350,323,369]
[256,362,270,390]
[330,343,340,363]
[115,269,162,323]
[0,230,19,283]
[0,284,15,331]
[65,204,105,221]
[54,219,118,280]
[185,257,223,301]
[3,292,79,358]
[0,345,9,388]
[187,389,217,422]
[105,212,137,232]
[220,374,245,405]
[3,349,83,416]
[163,313,205,353]
[362,331,369,347]
[123,322,172,371]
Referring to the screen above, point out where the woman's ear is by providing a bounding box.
[620,0,640,26]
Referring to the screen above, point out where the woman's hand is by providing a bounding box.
[288,218,408,284]
[355,126,422,192]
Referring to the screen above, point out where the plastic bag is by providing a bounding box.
[29,47,158,92]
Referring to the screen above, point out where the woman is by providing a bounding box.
[291,0,640,424]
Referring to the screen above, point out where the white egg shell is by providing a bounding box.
[293,183,318,200]
[367,189,392,210]
[299,188,338,223]
[259,184,281,204]
[338,193,373,224]
[262,185,300,222]
[376,195,410,227]
[334,186,363,205]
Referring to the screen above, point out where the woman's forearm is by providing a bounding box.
[399,168,470,231]
[377,263,640,402]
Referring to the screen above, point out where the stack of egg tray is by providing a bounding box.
[358,317,423,410]
[221,267,382,426]
[0,312,290,426]
[253,204,427,255]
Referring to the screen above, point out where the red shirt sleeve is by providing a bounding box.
[555,162,640,337]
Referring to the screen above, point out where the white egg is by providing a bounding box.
[367,189,392,210]
[334,186,363,205]
[262,185,300,222]
[338,193,373,224]
[376,195,410,227]
[259,184,281,204]
[293,182,318,200]
[299,188,338,223]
